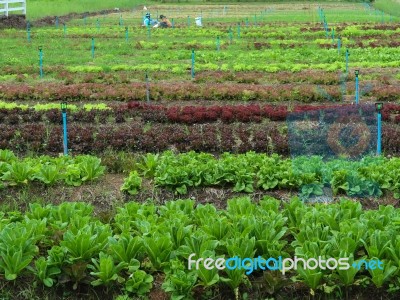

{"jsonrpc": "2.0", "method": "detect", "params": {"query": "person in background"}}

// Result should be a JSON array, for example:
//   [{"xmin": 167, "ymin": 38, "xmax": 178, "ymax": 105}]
[
  {"xmin": 143, "ymin": 13, "xmax": 158, "ymax": 27},
  {"xmin": 159, "ymin": 15, "xmax": 172, "ymax": 28},
  {"xmin": 143, "ymin": 12, "xmax": 151, "ymax": 26}
]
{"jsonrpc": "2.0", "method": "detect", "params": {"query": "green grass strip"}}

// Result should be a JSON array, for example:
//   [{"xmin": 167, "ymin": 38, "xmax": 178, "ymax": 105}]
[{"xmin": 374, "ymin": 0, "xmax": 400, "ymax": 17}]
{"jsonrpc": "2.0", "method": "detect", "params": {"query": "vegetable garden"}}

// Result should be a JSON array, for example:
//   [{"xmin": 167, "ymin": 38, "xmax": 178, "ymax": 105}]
[{"xmin": 1, "ymin": 1, "xmax": 400, "ymax": 299}]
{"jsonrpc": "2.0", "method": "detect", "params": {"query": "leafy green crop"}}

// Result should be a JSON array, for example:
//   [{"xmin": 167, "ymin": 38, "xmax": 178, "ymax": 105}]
[
  {"xmin": 1, "ymin": 197, "xmax": 400, "ymax": 297},
  {"xmin": 61, "ymin": 222, "xmax": 111, "ymax": 262},
  {"xmin": 0, "ymin": 151, "xmax": 105, "ymax": 188},
  {"xmin": 27, "ymin": 256, "xmax": 61, "ymax": 287},
  {"xmin": 120, "ymin": 171, "xmax": 142, "ymax": 195},
  {"xmin": 127, "ymin": 151, "xmax": 400, "ymax": 199},
  {"xmin": 124, "ymin": 270, "xmax": 153, "ymax": 295},
  {"xmin": 89, "ymin": 252, "xmax": 127, "ymax": 286},
  {"xmin": 34, "ymin": 164, "xmax": 64, "ymax": 185},
  {"xmin": 77, "ymin": 156, "xmax": 106, "ymax": 182},
  {"xmin": 0, "ymin": 220, "xmax": 45, "ymax": 280}
]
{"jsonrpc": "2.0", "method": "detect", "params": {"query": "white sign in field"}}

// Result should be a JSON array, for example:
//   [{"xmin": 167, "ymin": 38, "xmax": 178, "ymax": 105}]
[{"xmin": 0, "ymin": 0, "xmax": 26, "ymax": 17}]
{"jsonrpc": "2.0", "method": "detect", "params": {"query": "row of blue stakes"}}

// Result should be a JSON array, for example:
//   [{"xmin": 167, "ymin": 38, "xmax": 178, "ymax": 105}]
[
  {"xmin": 25, "ymin": 7, "xmax": 275, "ymax": 42},
  {"xmin": 33, "ymin": 7, "xmax": 371, "ymax": 88},
  {"xmin": 56, "ymin": 96, "xmax": 384, "ymax": 156},
  {"xmin": 26, "ymin": 4, "xmax": 397, "ymax": 42},
  {"xmin": 318, "ymin": 7, "xmax": 358, "ymax": 104},
  {"xmin": 27, "ymin": 21, "xmax": 251, "ymax": 44},
  {"xmin": 52, "ymin": 6, "xmax": 266, "ymax": 155},
  {"xmin": 48, "ymin": 8, "xmax": 274, "ymax": 29},
  {"xmin": 46, "ymin": 69, "xmax": 382, "ymax": 157},
  {"xmin": 30, "ymin": 9, "xmax": 276, "ymax": 78},
  {"xmin": 318, "ymin": 6, "xmax": 383, "ymax": 155},
  {"xmin": 32, "ymin": 10, "xmax": 351, "ymax": 78},
  {"xmin": 31, "ymin": 8, "xmax": 383, "ymax": 155}
]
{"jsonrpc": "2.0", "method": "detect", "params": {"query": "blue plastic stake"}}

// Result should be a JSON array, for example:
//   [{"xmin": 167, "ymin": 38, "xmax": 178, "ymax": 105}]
[
  {"xmin": 216, "ymin": 36, "xmax": 220, "ymax": 51},
  {"xmin": 337, "ymin": 37, "xmax": 341, "ymax": 54},
  {"xmin": 229, "ymin": 27, "xmax": 233, "ymax": 44},
  {"xmin": 38, "ymin": 47, "xmax": 44, "ymax": 78},
  {"xmin": 355, "ymin": 70, "xmax": 359, "ymax": 105},
  {"xmin": 61, "ymin": 102, "xmax": 68, "ymax": 156},
  {"xmin": 125, "ymin": 27, "xmax": 129, "ymax": 42},
  {"xmin": 63, "ymin": 23, "xmax": 66, "ymax": 37},
  {"xmin": 237, "ymin": 23, "xmax": 241, "ymax": 38},
  {"xmin": 27, "ymin": 21, "xmax": 31, "ymax": 42},
  {"xmin": 345, "ymin": 49, "xmax": 349, "ymax": 74},
  {"xmin": 96, "ymin": 19, "xmax": 100, "ymax": 30},
  {"xmin": 84, "ymin": 15, "xmax": 87, "ymax": 25},
  {"xmin": 55, "ymin": 16, "xmax": 59, "ymax": 28},
  {"xmin": 377, "ymin": 109, "xmax": 382, "ymax": 155},
  {"xmin": 246, "ymin": 18, "xmax": 249, "ymax": 27},
  {"xmin": 91, "ymin": 37, "xmax": 95, "ymax": 59},
  {"xmin": 171, "ymin": 18, "xmax": 174, "ymax": 28},
  {"xmin": 191, "ymin": 49, "xmax": 195, "ymax": 79},
  {"xmin": 119, "ymin": 14, "xmax": 123, "ymax": 26}
]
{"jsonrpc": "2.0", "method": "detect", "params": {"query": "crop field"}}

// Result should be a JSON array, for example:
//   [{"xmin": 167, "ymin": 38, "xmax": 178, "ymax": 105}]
[{"xmin": 1, "ymin": 1, "xmax": 400, "ymax": 299}]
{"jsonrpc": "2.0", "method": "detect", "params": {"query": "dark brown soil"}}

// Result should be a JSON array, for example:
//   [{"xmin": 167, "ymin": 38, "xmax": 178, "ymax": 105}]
[
  {"xmin": 0, "ymin": 6, "xmax": 141, "ymax": 29},
  {"xmin": 32, "ymin": 9, "xmax": 123, "ymax": 27},
  {"xmin": 149, "ymin": 273, "xmax": 169, "ymax": 300},
  {"xmin": 0, "ymin": 14, "xmax": 26, "ymax": 29},
  {"xmin": 0, "ymin": 173, "xmax": 397, "ymax": 215}
]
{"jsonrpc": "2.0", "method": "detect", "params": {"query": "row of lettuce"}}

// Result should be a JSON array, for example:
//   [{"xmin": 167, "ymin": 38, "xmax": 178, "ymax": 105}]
[
  {"xmin": 2, "ymin": 29, "xmax": 400, "ymax": 74},
  {"xmin": 3, "ymin": 59, "xmax": 400, "ymax": 76},
  {"xmin": 4, "ymin": 23, "xmax": 399, "ymax": 39},
  {"xmin": 1, "ymin": 198, "xmax": 400, "ymax": 298},
  {"xmin": 1, "ymin": 101, "xmax": 399, "ymax": 124},
  {"xmin": 2, "ymin": 149, "xmax": 400, "ymax": 200},
  {"xmin": 1, "ymin": 81, "xmax": 399, "ymax": 102},
  {"xmin": 121, "ymin": 151, "xmax": 400, "ymax": 199},
  {"xmin": 2, "ymin": 68, "xmax": 399, "ymax": 85},
  {"xmin": 0, "ymin": 150, "xmax": 104, "ymax": 187},
  {"xmin": 3, "ymin": 25, "xmax": 400, "ymax": 52},
  {"xmin": 2, "ymin": 121, "xmax": 400, "ymax": 156}
]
